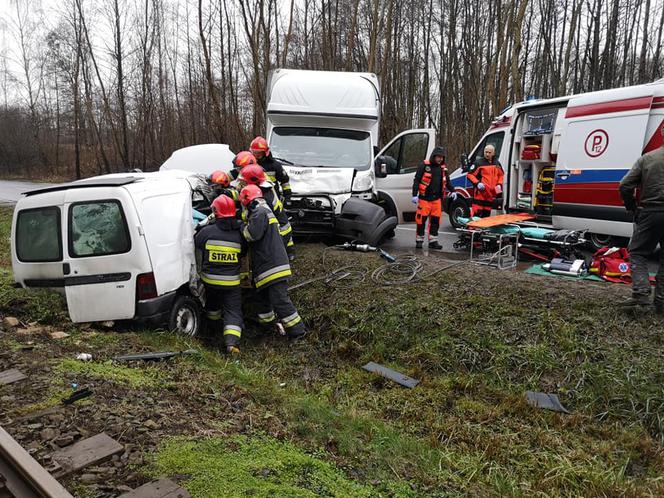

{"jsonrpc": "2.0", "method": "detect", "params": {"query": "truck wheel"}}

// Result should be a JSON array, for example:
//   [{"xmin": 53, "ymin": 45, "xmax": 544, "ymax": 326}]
[
  {"xmin": 169, "ymin": 295, "xmax": 202, "ymax": 336},
  {"xmin": 448, "ymin": 198, "xmax": 470, "ymax": 229},
  {"xmin": 588, "ymin": 233, "xmax": 613, "ymax": 251}
]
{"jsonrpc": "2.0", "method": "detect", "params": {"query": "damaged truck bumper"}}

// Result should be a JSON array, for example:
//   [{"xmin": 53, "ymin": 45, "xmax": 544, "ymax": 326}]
[{"xmin": 287, "ymin": 195, "xmax": 397, "ymax": 246}]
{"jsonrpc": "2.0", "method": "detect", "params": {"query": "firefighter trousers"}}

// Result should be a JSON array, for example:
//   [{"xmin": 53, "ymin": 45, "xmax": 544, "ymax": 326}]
[
  {"xmin": 415, "ymin": 199, "xmax": 441, "ymax": 239},
  {"xmin": 204, "ymin": 285, "xmax": 243, "ymax": 347},
  {"xmin": 628, "ymin": 210, "xmax": 664, "ymax": 304},
  {"xmin": 255, "ymin": 280, "xmax": 306, "ymax": 337}
]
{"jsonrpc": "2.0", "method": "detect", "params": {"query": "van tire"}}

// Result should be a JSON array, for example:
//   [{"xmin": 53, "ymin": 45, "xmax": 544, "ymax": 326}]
[
  {"xmin": 448, "ymin": 197, "xmax": 470, "ymax": 229},
  {"xmin": 169, "ymin": 295, "xmax": 202, "ymax": 337}
]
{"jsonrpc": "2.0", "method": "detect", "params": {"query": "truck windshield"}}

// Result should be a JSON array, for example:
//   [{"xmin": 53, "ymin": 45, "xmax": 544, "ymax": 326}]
[{"xmin": 270, "ymin": 127, "xmax": 372, "ymax": 169}]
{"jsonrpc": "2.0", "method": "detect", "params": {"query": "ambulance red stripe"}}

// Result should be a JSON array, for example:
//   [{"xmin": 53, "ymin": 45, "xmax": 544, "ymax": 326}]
[{"xmin": 565, "ymin": 96, "xmax": 652, "ymax": 118}]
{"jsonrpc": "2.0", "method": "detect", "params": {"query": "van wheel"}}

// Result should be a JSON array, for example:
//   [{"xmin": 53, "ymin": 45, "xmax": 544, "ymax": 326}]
[
  {"xmin": 588, "ymin": 233, "xmax": 613, "ymax": 251},
  {"xmin": 169, "ymin": 295, "xmax": 202, "ymax": 336},
  {"xmin": 449, "ymin": 198, "xmax": 470, "ymax": 229}
]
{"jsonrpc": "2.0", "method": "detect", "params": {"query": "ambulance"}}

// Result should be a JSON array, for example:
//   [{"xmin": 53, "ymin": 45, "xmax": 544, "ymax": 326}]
[{"xmin": 446, "ymin": 79, "xmax": 664, "ymax": 248}]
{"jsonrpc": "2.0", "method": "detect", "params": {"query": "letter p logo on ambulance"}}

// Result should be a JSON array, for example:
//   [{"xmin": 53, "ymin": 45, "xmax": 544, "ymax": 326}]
[{"xmin": 584, "ymin": 129, "xmax": 609, "ymax": 158}]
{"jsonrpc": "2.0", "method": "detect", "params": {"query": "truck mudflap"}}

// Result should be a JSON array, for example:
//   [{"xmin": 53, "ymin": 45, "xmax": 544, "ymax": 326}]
[{"xmin": 335, "ymin": 197, "xmax": 397, "ymax": 246}]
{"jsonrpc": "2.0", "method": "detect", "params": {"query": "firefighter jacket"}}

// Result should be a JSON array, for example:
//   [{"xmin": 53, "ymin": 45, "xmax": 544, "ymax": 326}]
[
  {"xmin": 620, "ymin": 146, "xmax": 664, "ymax": 212},
  {"xmin": 194, "ymin": 218, "xmax": 246, "ymax": 287},
  {"xmin": 412, "ymin": 147, "xmax": 453, "ymax": 201},
  {"xmin": 241, "ymin": 198, "xmax": 292, "ymax": 289},
  {"xmin": 467, "ymin": 158, "xmax": 505, "ymax": 197},
  {"xmin": 261, "ymin": 184, "xmax": 293, "ymax": 242},
  {"xmin": 258, "ymin": 154, "xmax": 291, "ymax": 199}
]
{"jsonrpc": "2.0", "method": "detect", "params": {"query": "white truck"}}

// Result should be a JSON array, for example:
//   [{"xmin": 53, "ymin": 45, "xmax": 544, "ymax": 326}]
[
  {"xmin": 11, "ymin": 171, "xmax": 209, "ymax": 335},
  {"xmin": 265, "ymin": 68, "xmax": 438, "ymax": 242},
  {"xmin": 446, "ymin": 79, "xmax": 664, "ymax": 248}
]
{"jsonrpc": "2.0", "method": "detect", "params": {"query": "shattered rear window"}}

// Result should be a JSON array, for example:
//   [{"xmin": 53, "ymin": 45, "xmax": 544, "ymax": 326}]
[
  {"xmin": 69, "ymin": 200, "xmax": 131, "ymax": 257},
  {"xmin": 16, "ymin": 206, "xmax": 62, "ymax": 262}
]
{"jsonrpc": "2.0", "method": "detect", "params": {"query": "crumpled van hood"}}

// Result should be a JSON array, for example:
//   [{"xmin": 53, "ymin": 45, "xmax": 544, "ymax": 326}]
[{"xmin": 283, "ymin": 166, "xmax": 355, "ymax": 195}]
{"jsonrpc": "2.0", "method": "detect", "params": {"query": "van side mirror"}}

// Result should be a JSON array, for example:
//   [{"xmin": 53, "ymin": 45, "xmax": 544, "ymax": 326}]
[
  {"xmin": 374, "ymin": 158, "xmax": 388, "ymax": 178},
  {"xmin": 460, "ymin": 153, "xmax": 470, "ymax": 173}
]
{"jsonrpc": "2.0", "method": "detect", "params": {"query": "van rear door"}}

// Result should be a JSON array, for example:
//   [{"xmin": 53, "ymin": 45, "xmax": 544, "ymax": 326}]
[
  {"xmin": 12, "ymin": 190, "xmax": 67, "ymax": 288},
  {"xmin": 375, "ymin": 128, "xmax": 436, "ymax": 222},
  {"xmin": 553, "ymin": 89, "xmax": 654, "ymax": 237},
  {"xmin": 62, "ymin": 186, "xmax": 150, "ymax": 323}
]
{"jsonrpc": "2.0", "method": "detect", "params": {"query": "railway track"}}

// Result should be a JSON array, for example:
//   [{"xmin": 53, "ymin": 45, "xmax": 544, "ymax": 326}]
[{"xmin": 0, "ymin": 425, "xmax": 73, "ymax": 498}]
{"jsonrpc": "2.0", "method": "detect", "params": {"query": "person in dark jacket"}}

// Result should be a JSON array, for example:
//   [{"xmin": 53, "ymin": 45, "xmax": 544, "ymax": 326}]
[
  {"xmin": 250, "ymin": 136, "xmax": 291, "ymax": 201},
  {"xmin": 194, "ymin": 195, "xmax": 247, "ymax": 353},
  {"xmin": 239, "ymin": 185, "xmax": 306, "ymax": 338},
  {"xmin": 239, "ymin": 165, "xmax": 295, "ymax": 259},
  {"xmin": 411, "ymin": 146, "xmax": 455, "ymax": 249},
  {"xmin": 618, "ymin": 125, "xmax": 664, "ymax": 313}
]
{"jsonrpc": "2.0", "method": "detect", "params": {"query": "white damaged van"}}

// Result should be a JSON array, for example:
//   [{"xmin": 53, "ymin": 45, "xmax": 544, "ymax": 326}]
[{"xmin": 11, "ymin": 172, "xmax": 207, "ymax": 335}]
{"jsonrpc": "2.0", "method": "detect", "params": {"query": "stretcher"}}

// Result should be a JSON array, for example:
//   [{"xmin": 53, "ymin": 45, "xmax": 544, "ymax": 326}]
[{"xmin": 453, "ymin": 214, "xmax": 588, "ymax": 269}]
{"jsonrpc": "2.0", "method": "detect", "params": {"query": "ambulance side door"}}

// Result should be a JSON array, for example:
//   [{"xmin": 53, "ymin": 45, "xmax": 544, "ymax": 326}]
[{"xmin": 374, "ymin": 128, "xmax": 436, "ymax": 223}]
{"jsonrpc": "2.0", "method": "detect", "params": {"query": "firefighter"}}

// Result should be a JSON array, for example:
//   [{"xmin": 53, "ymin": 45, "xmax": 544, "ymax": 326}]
[
  {"xmin": 239, "ymin": 165, "xmax": 295, "ymax": 258},
  {"xmin": 249, "ymin": 136, "xmax": 292, "ymax": 202},
  {"xmin": 230, "ymin": 150, "xmax": 258, "ymax": 181},
  {"xmin": 194, "ymin": 195, "xmax": 247, "ymax": 353},
  {"xmin": 618, "ymin": 125, "xmax": 664, "ymax": 313},
  {"xmin": 239, "ymin": 184, "xmax": 306, "ymax": 339},
  {"xmin": 411, "ymin": 146, "xmax": 455, "ymax": 249},
  {"xmin": 466, "ymin": 144, "xmax": 505, "ymax": 217},
  {"xmin": 208, "ymin": 170, "xmax": 239, "ymax": 204}
]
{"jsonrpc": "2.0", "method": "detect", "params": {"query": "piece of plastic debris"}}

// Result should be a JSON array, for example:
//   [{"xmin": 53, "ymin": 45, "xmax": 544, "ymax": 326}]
[
  {"xmin": 76, "ymin": 353, "xmax": 93, "ymax": 361},
  {"xmin": 113, "ymin": 349, "xmax": 199, "ymax": 362},
  {"xmin": 362, "ymin": 362, "xmax": 420, "ymax": 388},
  {"xmin": 62, "ymin": 388, "xmax": 93, "ymax": 405},
  {"xmin": 71, "ymin": 383, "xmax": 78, "ymax": 391},
  {"xmin": 50, "ymin": 331, "xmax": 70, "ymax": 340},
  {"xmin": 279, "ymin": 382, "xmax": 287, "ymax": 388},
  {"xmin": 525, "ymin": 391, "xmax": 570, "ymax": 414}
]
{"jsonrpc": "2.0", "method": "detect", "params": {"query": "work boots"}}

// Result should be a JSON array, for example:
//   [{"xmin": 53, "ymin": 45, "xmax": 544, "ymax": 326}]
[
  {"xmin": 429, "ymin": 240, "xmax": 442, "ymax": 250},
  {"xmin": 415, "ymin": 236, "xmax": 424, "ymax": 249},
  {"xmin": 618, "ymin": 294, "xmax": 651, "ymax": 308}
]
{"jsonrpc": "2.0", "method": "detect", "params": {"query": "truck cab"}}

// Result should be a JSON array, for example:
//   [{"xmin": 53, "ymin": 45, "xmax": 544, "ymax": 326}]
[{"xmin": 266, "ymin": 69, "xmax": 435, "ymax": 244}]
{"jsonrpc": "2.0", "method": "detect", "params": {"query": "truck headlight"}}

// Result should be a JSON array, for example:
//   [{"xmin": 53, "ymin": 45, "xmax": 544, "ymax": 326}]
[{"xmin": 352, "ymin": 171, "xmax": 374, "ymax": 192}]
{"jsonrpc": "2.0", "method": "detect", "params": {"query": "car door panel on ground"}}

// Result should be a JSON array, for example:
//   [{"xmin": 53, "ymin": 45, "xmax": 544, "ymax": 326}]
[
  {"xmin": 375, "ymin": 128, "xmax": 435, "ymax": 222},
  {"xmin": 62, "ymin": 187, "xmax": 150, "ymax": 323}
]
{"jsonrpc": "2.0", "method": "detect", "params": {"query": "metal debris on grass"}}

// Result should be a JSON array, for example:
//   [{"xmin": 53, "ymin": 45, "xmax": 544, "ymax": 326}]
[
  {"xmin": 362, "ymin": 362, "xmax": 420, "ymax": 388},
  {"xmin": 525, "ymin": 391, "xmax": 570, "ymax": 414}
]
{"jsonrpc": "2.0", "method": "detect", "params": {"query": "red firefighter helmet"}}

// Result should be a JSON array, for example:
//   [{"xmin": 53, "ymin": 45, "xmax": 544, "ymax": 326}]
[
  {"xmin": 209, "ymin": 170, "xmax": 231, "ymax": 187},
  {"xmin": 249, "ymin": 136, "xmax": 269, "ymax": 155},
  {"xmin": 234, "ymin": 151, "xmax": 257, "ymax": 168},
  {"xmin": 211, "ymin": 194, "xmax": 236, "ymax": 218},
  {"xmin": 239, "ymin": 165, "xmax": 267, "ymax": 186},
  {"xmin": 239, "ymin": 185, "xmax": 263, "ymax": 207}
]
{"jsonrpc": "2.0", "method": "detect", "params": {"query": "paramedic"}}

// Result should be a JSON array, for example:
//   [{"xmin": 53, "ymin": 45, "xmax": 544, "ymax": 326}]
[
  {"xmin": 467, "ymin": 144, "xmax": 505, "ymax": 217},
  {"xmin": 250, "ymin": 136, "xmax": 292, "ymax": 202},
  {"xmin": 239, "ymin": 184, "xmax": 307, "ymax": 338},
  {"xmin": 239, "ymin": 165, "xmax": 295, "ymax": 258},
  {"xmin": 194, "ymin": 195, "xmax": 247, "ymax": 354},
  {"xmin": 411, "ymin": 146, "xmax": 455, "ymax": 249},
  {"xmin": 619, "ymin": 126, "xmax": 664, "ymax": 313}
]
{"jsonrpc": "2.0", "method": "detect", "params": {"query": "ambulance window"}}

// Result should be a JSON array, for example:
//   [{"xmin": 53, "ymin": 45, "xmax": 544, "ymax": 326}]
[
  {"xmin": 474, "ymin": 132, "xmax": 505, "ymax": 165},
  {"xmin": 400, "ymin": 133, "xmax": 430, "ymax": 174},
  {"xmin": 16, "ymin": 207, "xmax": 62, "ymax": 262},
  {"xmin": 69, "ymin": 200, "xmax": 131, "ymax": 257}
]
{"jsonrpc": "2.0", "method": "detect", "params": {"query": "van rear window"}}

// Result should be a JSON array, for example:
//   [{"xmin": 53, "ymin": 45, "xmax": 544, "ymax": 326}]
[
  {"xmin": 16, "ymin": 207, "xmax": 63, "ymax": 262},
  {"xmin": 69, "ymin": 200, "xmax": 131, "ymax": 257}
]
